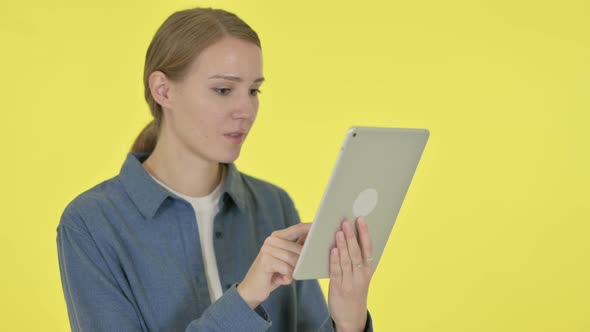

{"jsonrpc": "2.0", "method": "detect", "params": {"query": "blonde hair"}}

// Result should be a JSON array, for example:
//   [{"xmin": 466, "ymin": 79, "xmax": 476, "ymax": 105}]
[{"xmin": 130, "ymin": 7, "xmax": 261, "ymax": 153}]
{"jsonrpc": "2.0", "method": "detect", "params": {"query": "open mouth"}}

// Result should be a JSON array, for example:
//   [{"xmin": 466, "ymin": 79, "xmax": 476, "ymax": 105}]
[{"xmin": 224, "ymin": 132, "xmax": 244, "ymax": 144}]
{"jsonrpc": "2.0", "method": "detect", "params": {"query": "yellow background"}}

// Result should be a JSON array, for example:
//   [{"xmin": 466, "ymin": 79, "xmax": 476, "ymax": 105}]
[{"xmin": 1, "ymin": 0, "xmax": 588, "ymax": 330}]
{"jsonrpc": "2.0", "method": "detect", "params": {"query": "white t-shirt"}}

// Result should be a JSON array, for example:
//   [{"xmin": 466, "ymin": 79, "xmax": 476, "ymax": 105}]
[{"xmin": 148, "ymin": 169, "xmax": 225, "ymax": 304}]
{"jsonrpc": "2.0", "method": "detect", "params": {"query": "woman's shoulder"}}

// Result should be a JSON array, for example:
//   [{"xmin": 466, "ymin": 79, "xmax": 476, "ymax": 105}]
[
  {"xmin": 236, "ymin": 169, "xmax": 300, "ymax": 223},
  {"xmin": 57, "ymin": 175, "xmax": 125, "ymax": 233},
  {"xmin": 237, "ymin": 169, "xmax": 293, "ymax": 203}
]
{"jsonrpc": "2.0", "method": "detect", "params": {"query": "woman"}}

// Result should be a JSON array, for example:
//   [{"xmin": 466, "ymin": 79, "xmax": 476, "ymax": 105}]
[{"xmin": 57, "ymin": 7, "xmax": 375, "ymax": 332}]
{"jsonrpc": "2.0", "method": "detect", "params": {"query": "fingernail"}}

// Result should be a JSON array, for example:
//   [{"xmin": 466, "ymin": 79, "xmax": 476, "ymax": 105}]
[
  {"xmin": 342, "ymin": 220, "xmax": 349, "ymax": 230},
  {"xmin": 358, "ymin": 217, "xmax": 366, "ymax": 225}
]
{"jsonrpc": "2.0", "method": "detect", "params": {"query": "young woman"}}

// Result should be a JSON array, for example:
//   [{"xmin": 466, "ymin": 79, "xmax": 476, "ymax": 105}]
[{"xmin": 57, "ymin": 7, "xmax": 375, "ymax": 332}]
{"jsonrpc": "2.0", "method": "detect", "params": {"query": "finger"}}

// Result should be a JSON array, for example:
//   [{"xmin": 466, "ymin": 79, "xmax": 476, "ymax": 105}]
[
  {"xmin": 357, "ymin": 217, "xmax": 374, "ymax": 266},
  {"xmin": 296, "ymin": 233, "xmax": 307, "ymax": 246},
  {"xmin": 272, "ymin": 273, "xmax": 292, "ymax": 286},
  {"xmin": 271, "ymin": 222, "xmax": 312, "ymax": 242},
  {"xmin": 329, "ymin": 247, "xmax": 342, "ymax": 284},
  {"xmin": 343, "ymin": 218, "xmax": 364, "ymax": 271},
  {"xmin": 264, "ymin": 244, "xmax": 300, "ymax": 267},
  {"xmin": 336, "ymin": 230, "xmax": 352, "ymax": 280},
  {"xmin": 262, "ymin": 254, "xmax": 294, "ymax": 277},
  {"xmin": 265, "ymin": 236, "xmax": 303, "ymax": 255},
  {"xmin": 282, "ymin": 274, "xmax": 292, "ymax": 283},
  {"xmin": 271, "ymin": 273, "xmax": 292, "ymax": 286}
]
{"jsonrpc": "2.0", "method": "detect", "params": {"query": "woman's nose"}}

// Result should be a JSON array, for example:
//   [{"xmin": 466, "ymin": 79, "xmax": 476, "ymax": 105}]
[{"xmin": 232, "ymin": 93, "xmax": 258, "ymax": 119}]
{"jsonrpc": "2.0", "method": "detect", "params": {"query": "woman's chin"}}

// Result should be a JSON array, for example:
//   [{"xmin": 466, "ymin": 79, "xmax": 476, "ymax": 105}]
[{"xmin": 218, "ymin": 150, "xmax": 241, "ymax": 164}]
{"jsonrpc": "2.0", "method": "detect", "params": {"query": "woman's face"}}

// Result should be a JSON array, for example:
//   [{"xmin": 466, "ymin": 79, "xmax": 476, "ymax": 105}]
[{"xmin": 165, "ymin": 37, "xmax": 263, "ymax": 164}]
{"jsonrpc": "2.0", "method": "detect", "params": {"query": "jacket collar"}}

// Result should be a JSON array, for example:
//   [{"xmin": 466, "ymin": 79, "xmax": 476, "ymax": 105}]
[{"xmin": 119, "ymin": 151, "xmax": 246, "ymax": 219}]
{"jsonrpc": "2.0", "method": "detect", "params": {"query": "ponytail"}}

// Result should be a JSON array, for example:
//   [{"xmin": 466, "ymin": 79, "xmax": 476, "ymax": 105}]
[{"xmin": 130, "ymin": 119, "xmax": 160, "ymax": 154}]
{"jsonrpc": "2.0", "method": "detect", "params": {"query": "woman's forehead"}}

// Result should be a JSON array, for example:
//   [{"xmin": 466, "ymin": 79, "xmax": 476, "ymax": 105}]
[{"xmin": 189, "ymin": 38, "xmax": 263, "ymax": 80}]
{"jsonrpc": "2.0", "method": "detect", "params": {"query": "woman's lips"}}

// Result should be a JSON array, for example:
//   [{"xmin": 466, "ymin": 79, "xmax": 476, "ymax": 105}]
[{"xmin": 224, "ymin": 133, "xmax": 244, "ymax": 144}]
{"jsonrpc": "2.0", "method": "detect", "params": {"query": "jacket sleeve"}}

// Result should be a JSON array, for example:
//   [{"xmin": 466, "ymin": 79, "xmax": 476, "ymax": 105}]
[
  {"xmin": 279, "ymin": 189, "xmax": 374, "ymax": 332},
  {"xmin": 57, "ymin": 206, "xmax": 271, "ymax": 332}
]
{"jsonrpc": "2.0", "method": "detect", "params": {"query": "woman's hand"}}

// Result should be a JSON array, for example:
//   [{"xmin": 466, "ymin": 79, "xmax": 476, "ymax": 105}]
[
  {"xmin": 237, "ymin": 222, "xmax": 310, "ymax": 309},
  {"xmin": 328, "ymin": 216, "xmax": 374, "ymax": 332}
]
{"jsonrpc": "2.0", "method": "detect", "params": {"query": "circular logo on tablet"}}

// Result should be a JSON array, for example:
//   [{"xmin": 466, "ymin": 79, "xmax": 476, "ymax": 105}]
[{"xmin": 353, "ymin": 188, "xmax": 379, "ymax": 218}]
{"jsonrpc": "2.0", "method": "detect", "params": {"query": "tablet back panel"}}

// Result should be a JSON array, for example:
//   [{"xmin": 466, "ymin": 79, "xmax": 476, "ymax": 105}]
[{"xmin": 293, "ymin": 127, "xmax": 429, "ymax": 280}]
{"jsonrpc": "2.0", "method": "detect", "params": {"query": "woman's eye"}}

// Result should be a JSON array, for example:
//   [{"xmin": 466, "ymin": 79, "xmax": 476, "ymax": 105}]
[
  {"xmin": 250, "ymin": 88, "xmax": 262, "ymax": 96},
  {"xmin": 214, "ymin": 88, "xmax": 231, "ymax": 95}
]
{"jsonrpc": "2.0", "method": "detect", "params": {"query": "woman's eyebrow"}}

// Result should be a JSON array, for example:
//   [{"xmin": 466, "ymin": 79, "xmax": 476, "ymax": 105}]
[{"xmin": 208, "ymin": 75, "xmax": 265, "ymax": 83}]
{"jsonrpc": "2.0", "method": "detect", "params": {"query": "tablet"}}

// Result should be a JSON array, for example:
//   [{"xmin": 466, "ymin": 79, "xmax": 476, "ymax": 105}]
[{"xmin": 292, "ymin": 127, "xmax": 430, "ymax": 280}]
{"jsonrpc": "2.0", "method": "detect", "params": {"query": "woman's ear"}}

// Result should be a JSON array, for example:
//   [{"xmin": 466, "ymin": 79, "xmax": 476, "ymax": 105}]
[{"xmin": 149, "ymin": 71, "xmax": 172, "ymax": 108}]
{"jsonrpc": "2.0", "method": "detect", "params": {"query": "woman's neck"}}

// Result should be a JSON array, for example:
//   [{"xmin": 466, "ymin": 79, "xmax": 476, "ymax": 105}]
[{"xmin": 142, "ymin": 139, "xmax": 224, "ymax": 198}]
